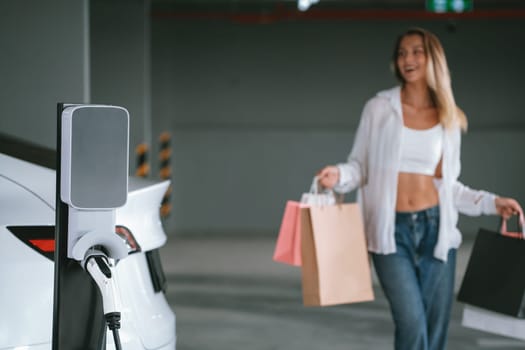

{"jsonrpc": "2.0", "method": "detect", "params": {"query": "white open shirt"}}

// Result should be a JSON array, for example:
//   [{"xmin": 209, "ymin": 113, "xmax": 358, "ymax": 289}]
[{"xmin": 335, "ymin": 86, "xmax": 497, "ymax": 262}]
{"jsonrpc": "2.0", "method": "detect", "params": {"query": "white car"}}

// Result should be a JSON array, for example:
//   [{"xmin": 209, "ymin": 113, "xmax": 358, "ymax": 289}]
[{"xmin": 0, "ymin": 147, "xmax": 176, "ymax": 350}]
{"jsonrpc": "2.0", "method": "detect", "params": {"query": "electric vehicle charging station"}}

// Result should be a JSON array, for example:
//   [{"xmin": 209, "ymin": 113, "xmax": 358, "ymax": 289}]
[{"xmin": 53, "ymin": 104, "xmax": 130, "ymax": 350}]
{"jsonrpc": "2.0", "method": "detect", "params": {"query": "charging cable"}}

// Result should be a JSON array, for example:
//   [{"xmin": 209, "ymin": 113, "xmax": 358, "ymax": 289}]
[{"xmin": 83, "ymin": 249, "xmax": 123, "ymax": 350}]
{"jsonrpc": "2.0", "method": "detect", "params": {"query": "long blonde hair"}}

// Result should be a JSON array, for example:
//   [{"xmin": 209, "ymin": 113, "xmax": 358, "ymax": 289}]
[{"xmin": 392, "ymin": 28, "xmax": 468, "ymax": 131}]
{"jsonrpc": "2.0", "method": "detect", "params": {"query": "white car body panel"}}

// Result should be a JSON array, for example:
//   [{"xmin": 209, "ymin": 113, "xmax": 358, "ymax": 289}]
[
  {"xmin": 0, "ymin": 153, "xmax": 176, "ymax": 350},
  {"xmin": 118, "ymin": 179, "xmax": 169, "ymax": 252},
  {"xmin": 0, "ymin": 154, "xmax": 56, "ymax": 209},
  {"xmin": 0, "ymin": 227, "xmax": 54, "ymax": 348},
  {"xmin": 112, "ymin": 253, "xmax": 176, "ymax": 349}
]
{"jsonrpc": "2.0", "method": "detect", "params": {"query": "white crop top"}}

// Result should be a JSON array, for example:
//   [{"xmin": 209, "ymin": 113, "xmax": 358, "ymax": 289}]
[{"xmin": 399, "ymin": 123, "xmax": 443, "ymax": 176}]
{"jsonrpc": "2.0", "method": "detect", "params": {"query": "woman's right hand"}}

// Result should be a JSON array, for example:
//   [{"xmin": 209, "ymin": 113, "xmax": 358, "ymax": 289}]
[{"xmin": 317, "ymin": 166, "xmax": 340, "ymax": 189}]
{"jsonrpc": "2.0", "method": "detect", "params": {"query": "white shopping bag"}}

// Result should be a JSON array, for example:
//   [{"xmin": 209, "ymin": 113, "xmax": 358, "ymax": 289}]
[{"xmin": 462, "ymin": 304, "xmax": 525, "ymax": 341}]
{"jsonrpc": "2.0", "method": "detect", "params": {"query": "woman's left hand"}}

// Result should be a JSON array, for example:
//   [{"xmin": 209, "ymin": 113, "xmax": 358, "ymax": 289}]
[{"xmin": 495, "ymin": 197, "xmax": 523, "ymax": 219}]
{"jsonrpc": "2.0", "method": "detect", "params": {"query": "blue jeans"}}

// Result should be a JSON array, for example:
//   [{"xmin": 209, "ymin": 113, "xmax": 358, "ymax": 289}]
[{"xmin": 372, "ymin": 206, "xmax": 456, "ymax": 350}]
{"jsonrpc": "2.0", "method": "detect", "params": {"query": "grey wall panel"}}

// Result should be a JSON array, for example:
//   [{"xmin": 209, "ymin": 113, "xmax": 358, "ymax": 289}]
[
  {"xmin": 90, "ymin": 0, "xmax": 152, "ymax": 168},
  {"xmin": 458, "ymin": 130, "xmax": 525, "ymax": 234},
  {"xmin": 152, "ymin": 17, "xmax": 525, "ymax": 236},
  {"xmin": 0, "ymin": 0, "xmax": 89, "ymax": 149},
  {"xmin": 166, "ymin": 128, "xmax": 353, "ymax": 235},
  {"xmin": 165, "ymin": 128, "xmax": 525, "ymax": 236},
  {"xmin": 153, "ymin": 19, "xmax": 525, "ymax": 130}
]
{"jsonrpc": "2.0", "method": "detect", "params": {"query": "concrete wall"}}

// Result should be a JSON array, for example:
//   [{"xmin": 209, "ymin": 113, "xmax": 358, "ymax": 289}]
[
  {"xmin": 0, "ymin": 0, "xmax": 152, "ymax": 174},
  {"xmin": 90, "ymin": 0, "xmax": 152, "ymax": 162},
  {"xmin": 151, "ymin": 17, "xmax": 525, "ymax": 236},
  {"xmin": 0, "ymin": 0, "xmax": 89, "ymax": 149},
  {"xmin": 1, "ymin": 4, "xmax": 523, "ymax": 237}
]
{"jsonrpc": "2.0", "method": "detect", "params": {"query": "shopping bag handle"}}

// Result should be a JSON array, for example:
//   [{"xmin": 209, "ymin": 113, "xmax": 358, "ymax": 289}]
[
  {"xmin": 309, "ymin": 176, "xmax": 343, "ymax": 204},
  {"xmin": 499, "ymin": 212, "xmax": 525, "ymax": 239},
  {"xmin": 309, "ymin": 176, "xmax": 322, "ymax": 194}
]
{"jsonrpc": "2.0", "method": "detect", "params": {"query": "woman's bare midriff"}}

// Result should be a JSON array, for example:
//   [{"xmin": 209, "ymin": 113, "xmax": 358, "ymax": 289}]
[{"xmin": 396, "ymin": 172, "xmax": 439, "ymax": 212}]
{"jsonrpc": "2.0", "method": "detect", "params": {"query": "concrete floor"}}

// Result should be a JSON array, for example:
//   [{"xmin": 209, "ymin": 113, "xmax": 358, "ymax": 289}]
[{"xmin": 159, "ymin": 235, "xmax": 525, "ymax": 350}]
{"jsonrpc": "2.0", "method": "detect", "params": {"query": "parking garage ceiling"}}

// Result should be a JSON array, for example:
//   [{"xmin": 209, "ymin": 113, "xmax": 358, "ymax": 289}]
[
  {"xmin": 151, "ymin": 0, "xmax": 525, "ymax": 22},
  {"xmin": 151, "ymin": 0, "xmax": 525, "ymax": 10}
]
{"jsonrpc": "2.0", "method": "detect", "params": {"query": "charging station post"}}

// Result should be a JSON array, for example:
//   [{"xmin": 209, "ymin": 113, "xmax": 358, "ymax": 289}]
[{"xmin": 52, "ymin": 103, "xmax": 130, "ymax": 350}]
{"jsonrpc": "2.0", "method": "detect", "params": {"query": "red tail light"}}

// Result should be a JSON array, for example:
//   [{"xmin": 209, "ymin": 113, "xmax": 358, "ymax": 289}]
[
  {"xmin": 7, "ymin": 226, "xmax": 55, "ymax": 260},
  {"xmin": 29, "ymin": 238, "xmax": 55, "ymax": 252},
  {"xmin": 115, "ymin": 225, "xmax": 141, "ymax": 254},
  {"xmin": 7, "ymin": 225, "xmax": 141, "ymax": 260}
]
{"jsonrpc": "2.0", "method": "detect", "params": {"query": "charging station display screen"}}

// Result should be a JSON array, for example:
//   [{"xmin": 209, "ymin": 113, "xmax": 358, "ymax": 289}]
[{"xmin": 65, "ymin": 106, "xmax": 129, "ymax": 209}]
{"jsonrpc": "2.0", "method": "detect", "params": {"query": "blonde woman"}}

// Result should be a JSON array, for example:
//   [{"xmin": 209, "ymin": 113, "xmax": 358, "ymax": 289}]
[{"xmin": 318, "ymin": 28, "xmax": 522, "ymax": 350}]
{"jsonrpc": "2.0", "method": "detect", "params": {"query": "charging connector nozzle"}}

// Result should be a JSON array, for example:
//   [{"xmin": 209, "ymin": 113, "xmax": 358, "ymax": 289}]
[{"xmin": 82, "ymin": 248, "xmax": 123, "ymax": 350}]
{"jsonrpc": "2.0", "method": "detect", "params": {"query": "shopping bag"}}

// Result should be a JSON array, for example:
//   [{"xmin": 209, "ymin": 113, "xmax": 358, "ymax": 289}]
[
  {"xmin": 462, "ymin": 304, "xmax": 525, "ymax": 341},
  {"xmin": 300, "ymin": 203, "xmax": 374, "ymax": 306},
  {"xmin": 457, "ymin": 214, "xmax": 525, "ymax": 318},
  {"xmin": 272, "ymin": 177, "xmax": 335, "ymax": 267},
  {"xmin": 272, "ymin": 201, "xmax": 303, "ymax": 266}
]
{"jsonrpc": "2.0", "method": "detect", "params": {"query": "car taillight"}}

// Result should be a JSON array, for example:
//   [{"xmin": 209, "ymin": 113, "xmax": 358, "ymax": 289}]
[
  {"xmin": 115, "ymin": 225, "xmax": 141, "ymax": 254},
  {"xmin": 7, "ymin": 225, "xmax": 55, "ymax": 260},
  {"xmin": 7, "ymin": 225, "xmax": 141, "ymax": 260},
  {"xmin": 29, "ymin": 238, "xmax": 55, "ymax": 252}
]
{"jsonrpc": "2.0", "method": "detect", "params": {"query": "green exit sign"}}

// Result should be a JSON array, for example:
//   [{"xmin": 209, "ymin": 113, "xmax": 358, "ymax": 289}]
[{"xmin": 426, "ymin": 0, "xmax": 473, "ymax": 13}]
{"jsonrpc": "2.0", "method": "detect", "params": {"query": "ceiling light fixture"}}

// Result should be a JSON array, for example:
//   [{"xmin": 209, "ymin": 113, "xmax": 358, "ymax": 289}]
[{"xmin": 298, "ymin": 0, "xmax": 320, "ymax": 12}]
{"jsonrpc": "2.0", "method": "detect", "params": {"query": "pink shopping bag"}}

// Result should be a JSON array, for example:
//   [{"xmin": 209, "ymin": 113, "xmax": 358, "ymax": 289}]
[{"xmin": 272, "ymin": 201, "xmax": 303, "ymax": 266}]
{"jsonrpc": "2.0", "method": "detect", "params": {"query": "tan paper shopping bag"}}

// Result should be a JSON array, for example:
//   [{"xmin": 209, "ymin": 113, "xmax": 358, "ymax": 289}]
[{"xmin": 300, "ymin": 203, "xmax": 374, "ymax": 306}]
